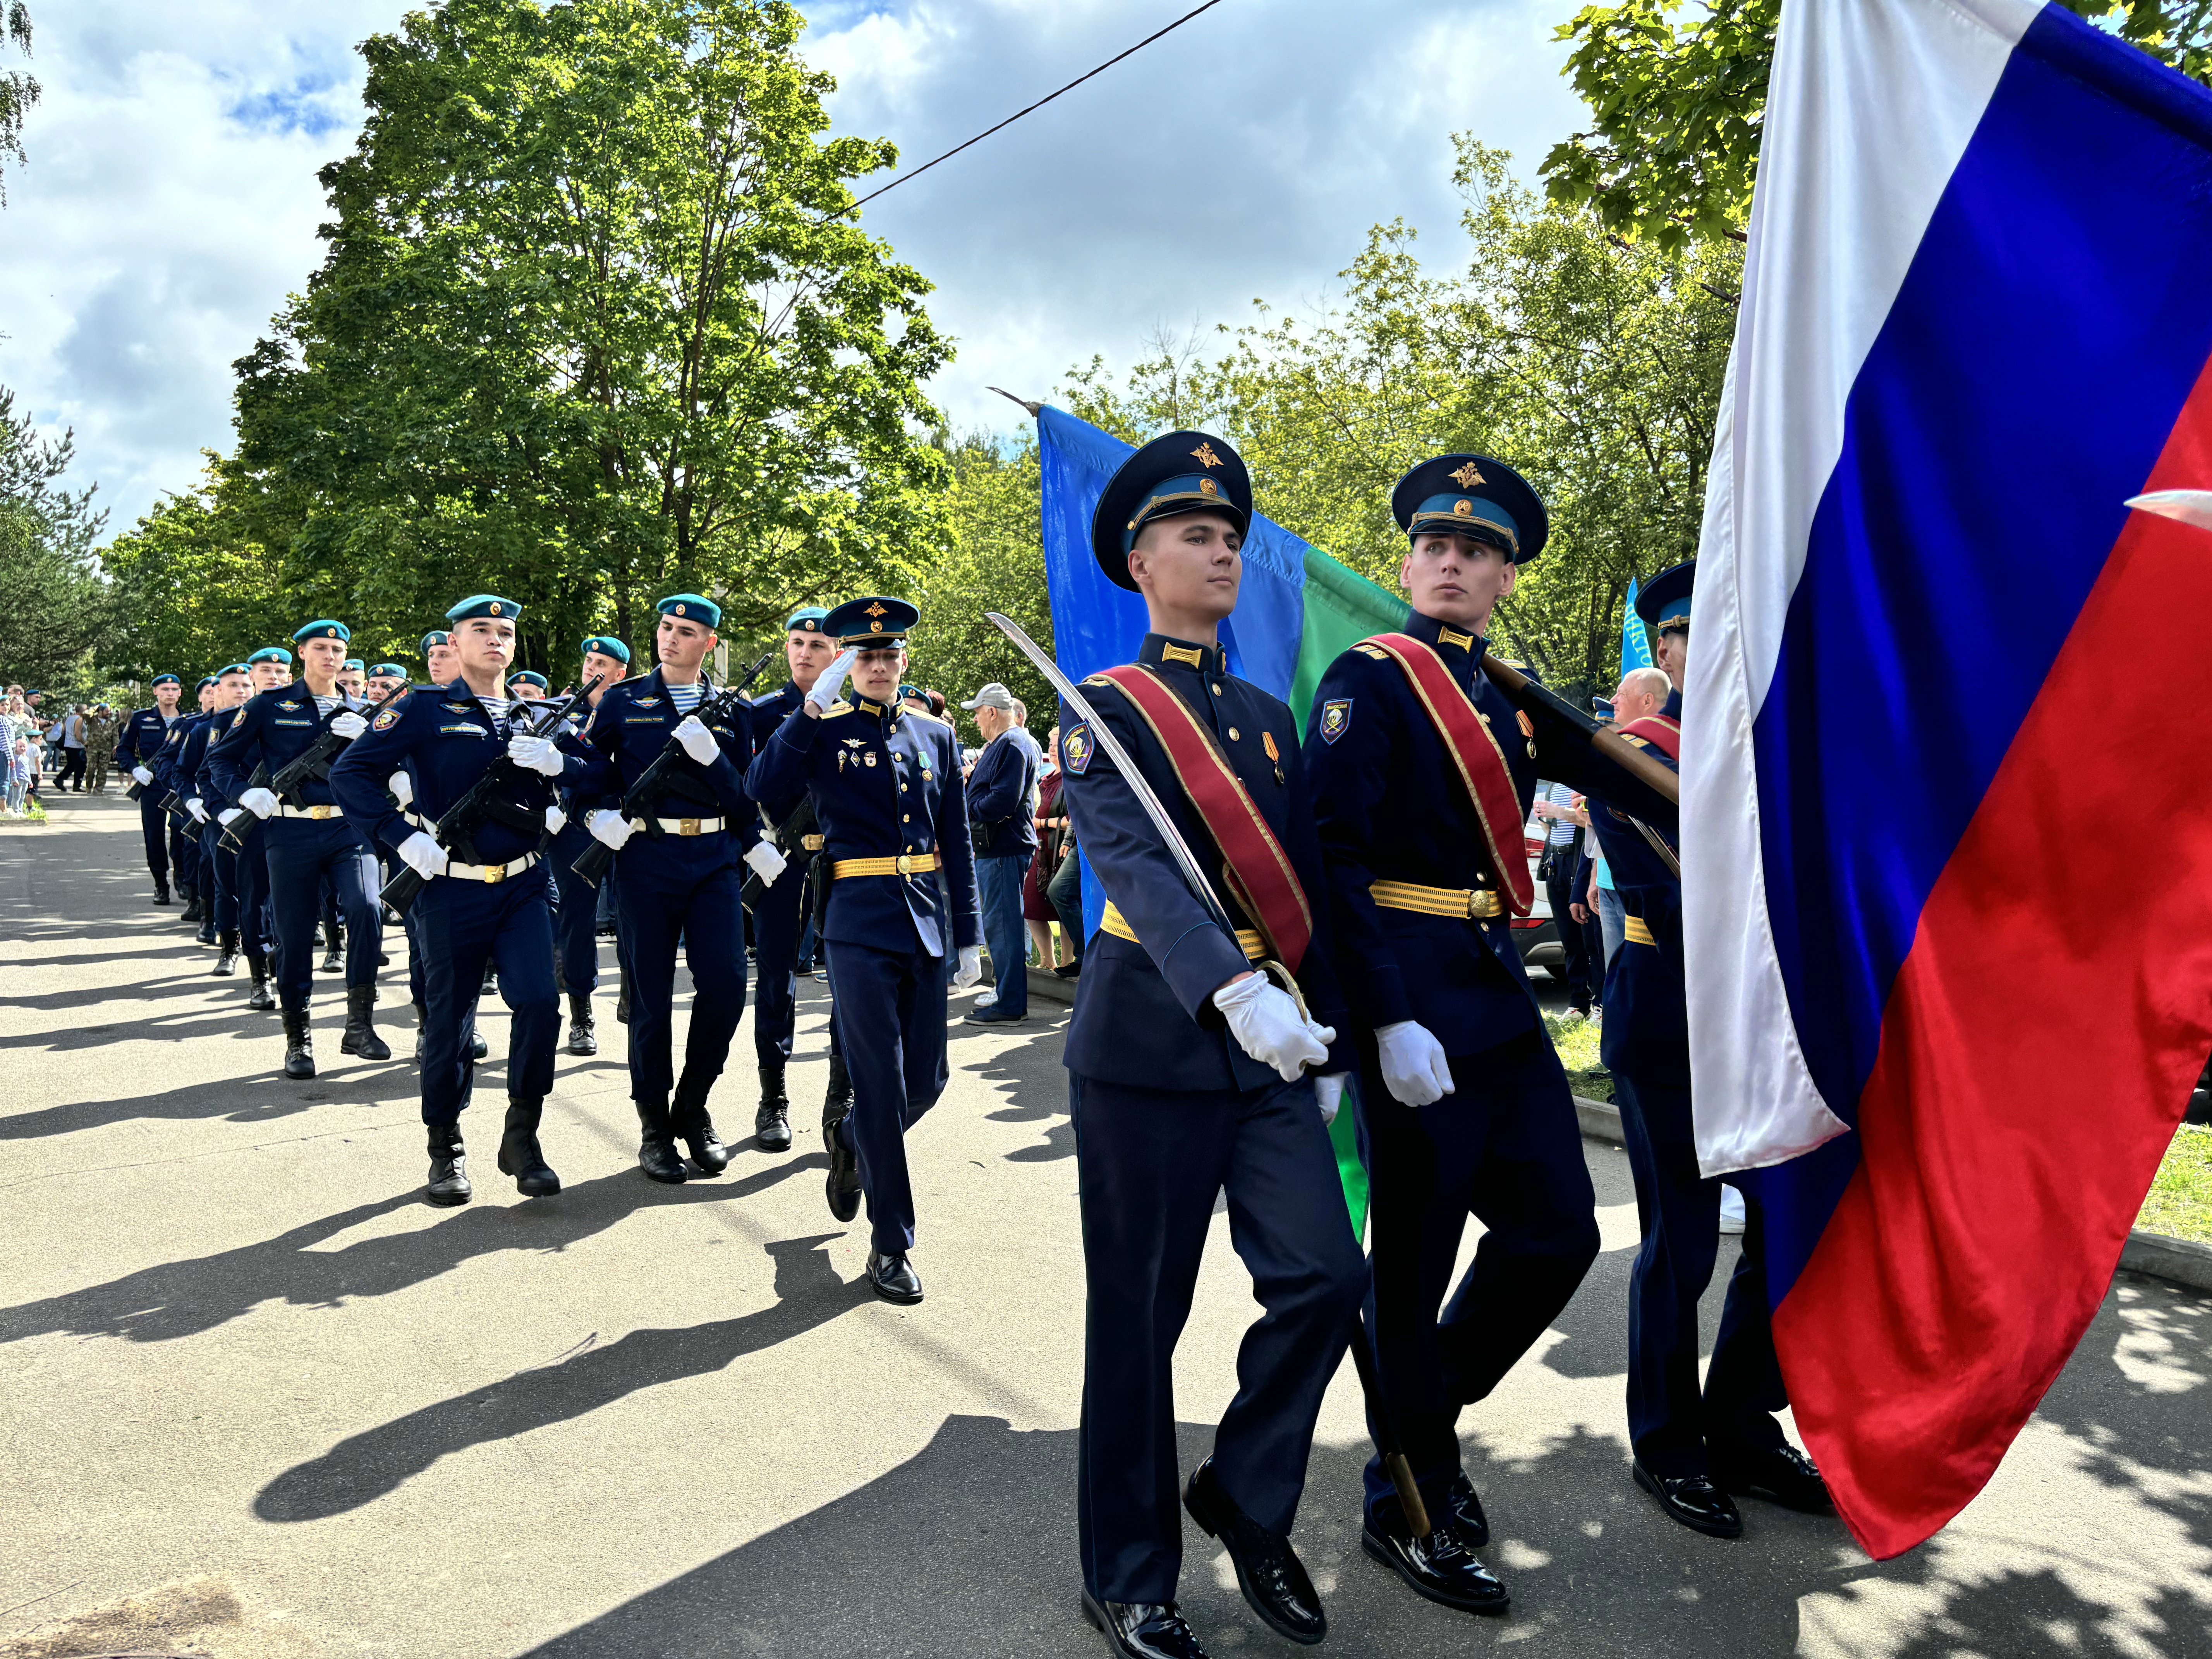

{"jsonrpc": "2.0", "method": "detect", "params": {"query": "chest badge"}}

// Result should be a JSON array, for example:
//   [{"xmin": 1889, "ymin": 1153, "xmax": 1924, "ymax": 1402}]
[
  {"xmin": 1319, "ymin": 700, "xmax": 1352, "ymax": 745},
  {"xmin": 863, "ymin": 750, "xmax": 878, "ymax": 767},
  {"xmin": 1261, "ymin": 729, "xmax": 1284, "ymax": 785}
]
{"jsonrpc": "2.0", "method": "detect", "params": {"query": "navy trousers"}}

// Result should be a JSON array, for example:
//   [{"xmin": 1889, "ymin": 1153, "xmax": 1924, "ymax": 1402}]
[
  {"xmin": 414, "ymin": 866, "xmax": 559, "ymax": 1126},
  {"xmin": 615, "ymin": 846, "xmax": 747, "ymax": 1104},
  {"xmin": 213, "ymin": 821, "xmax": 274, "ymax": 953},
  {"xmin": 750, "ymin": 850, "xmax": 814, "ymax": 1068},
  {"xmin": 204, "ymin": 821, "xmax": 235, "ymax": 928},
  {"xmin": 137, "ymin": 795, "xmax": 171, "ymax": 881},
  {"xmin": 264, "ymin": 819, "xmax": 381, "ymax": 1013},
  {"xmin": 1357, "ymin": 1032, "xmax": 1600, "ymax": 1527},
  {"xmin": 549, "ymin": 820, "xmax": 601, "ymax": 996},
  {"xmin": 1611, "ymin": 1072, "xmax": 1788, "ymax": 1477},
  {"xmin": 170, "ymin": 811, "xmax": 200, "ymax": 896},
  {"xmin": 1071, "ymin": 1072, "xmax": 1366, "ymax": 1605},
  {"xmin": 825, "ymin": 935, "xmax": 948, "ymax": 1253}
]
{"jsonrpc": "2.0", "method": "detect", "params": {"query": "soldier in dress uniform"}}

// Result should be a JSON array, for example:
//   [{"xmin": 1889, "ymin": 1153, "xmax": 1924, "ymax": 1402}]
[
  {"xmin": 202, "ymin": 648, "xmax": 290, "ymax": 1010},
  {"xmin": 209, "ymin": 620, "xmax": 387, "ymax": 1078},
  {"xmin": 745, "ymin": 596, "xmax": 981, "ymax": 1305},
  {"xmin": 744, "ymin": 605, "xmax": 841, "ymax": 1151},
  {"xmin": 395, "ymin": 633, "xmax": 485, "ymax": 1066},
  {"xmin": 576, "ymin": 595, "xmax": 779, "ymax": 1183},
  {"xmin": 510, "ymin": 670, "xmax": 549, "ymax": 702},
  {"xmin": 152, "ymin": 676, "xmax": 219, "ymax": 929},
  {"xmin": 1582, "ymin": 561, "xmax": 1830, "ymax": 1536},
  {"xmin": 547, "ymin": 635, "xmax": 630, "ymax": 1057},
  {"xmin": 118, "ymin": 673, "xmax": 187, "ymax": 905},
  {"xmin": 337, "ymin": 659, "xmax": 368, "ymax": 701},
  {"xmin": 330, "ymin": 595, "xmax": 577, "ymax": 1205},
  {"xmin": 1055, "ymin": 432, "xmax": 1365, "ymax": 1659},
  {"xmin": 176, "ymin": 668, "xmax": 247, "ymax": 951},
  {"xmin": 1305, "ymin": 455, "xmax": 1675, "ymax": 1615}
]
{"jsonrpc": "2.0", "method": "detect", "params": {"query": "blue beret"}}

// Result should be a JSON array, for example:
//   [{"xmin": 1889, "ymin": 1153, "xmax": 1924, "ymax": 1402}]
[
  {"xmin": 580, "ymin": 635, "xmax": 631, "ymax": 665},
  {"xmin": 826, "ymin": 596, "xmax": 917, "ymax": 646},
  {"xmin": 1090, "ymin": 431, "xmax": 1252, "ymax": 590},
  {"xmin": 445, "ymin": 595, "xmax": 521, "ymax": 624},
  {"xmin": 247, "ymin": 647, "xmax": 292, "ymax": 665},
  {"xmin": 369, "ymin": 663, "xmax": 408, "ymax": 679},
  {"xmin": 342, "ymin": 658, "xmax": 364, "ymax": 672},
  {"xmin": 786, "ymin": 606, "xmax": 830, "ymax": 634},
  {"xmin": 1635, "ymin": 560, "xmax": 1696, "ymax": 634},
  {"xmin": 220, "ymin": 663, "xmax": 250, "ymax": 677},
  {"xmin": 150, "ymin": 673, "xmax": 181, "ymax": 687},
  {"xmin": 509, "ymin": 670, "xmax": 548, "ymax": 691},
  {"xmin": 420, "ymin": 631, "xmax": 450, "ymax": 654},
  {"xmin": 1391, "ymin": 454, "xmax": 1549, "ymax": 564},
  {"xmin": 658, "ymin": 593, "xmax": 720, "ymax": 629},
  {"xmin": 292, "ymin": 619, "xmax": 350, "ymax": 644},
  {"xmin": 195, "ymin": 676, "xmax": 219, "ymax": 691}
]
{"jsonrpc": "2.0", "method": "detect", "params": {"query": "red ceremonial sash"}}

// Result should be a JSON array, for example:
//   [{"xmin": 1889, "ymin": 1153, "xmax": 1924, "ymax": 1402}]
[
  {"xmin": 1361, "ymin": 633, "xmax": 1536, "ymax": 917},
  {"xmin": 1620, "ymin": 714, "xmax": 1682, "ymax": 761},
  {"xmin": 1090, "ymin": 664, "xmax": 1314, "ymax": 974}
]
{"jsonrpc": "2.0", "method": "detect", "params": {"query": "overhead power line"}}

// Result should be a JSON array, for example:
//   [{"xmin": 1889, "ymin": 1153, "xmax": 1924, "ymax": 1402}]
[{"xmin": 836, "ymin": 0, "xmax": 1230, "ymax": 219}]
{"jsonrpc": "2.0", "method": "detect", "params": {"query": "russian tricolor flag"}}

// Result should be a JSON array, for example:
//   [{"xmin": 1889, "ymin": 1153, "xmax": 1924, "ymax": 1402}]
[{"xmin": 1685, "ymin": 0, "xmax": 2212, "ymax": 1559}]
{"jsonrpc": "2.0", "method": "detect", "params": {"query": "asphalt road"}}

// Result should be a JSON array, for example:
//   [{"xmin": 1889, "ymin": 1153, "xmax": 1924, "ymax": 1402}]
[{"xmin": 3, "ymin": 793, "xmax": 2207, "ymax": 1659}]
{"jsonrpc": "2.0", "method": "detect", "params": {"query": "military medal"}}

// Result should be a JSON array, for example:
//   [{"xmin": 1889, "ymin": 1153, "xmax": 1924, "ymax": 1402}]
[{"xmin": 1262, "ymin": 729, "xmax": 1283, "ymax": 785}]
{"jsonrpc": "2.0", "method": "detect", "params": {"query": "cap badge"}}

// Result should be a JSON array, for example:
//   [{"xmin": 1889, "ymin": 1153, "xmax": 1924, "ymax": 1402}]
[
  {"xmin": 1199, "ymin": 478, "xmax": 1219, "ymax": 497},
  {"xmin": 866, "ymin": 602, "xmax": 888, "ymax": 618},
  {"xmin": 1454, "ymin": 499, "xmax": 1473, "ymax": 516},
  {"xmin": 871, "ymin": 620, "xmax": 883, "ymax": 633},
  {"xmin": 1192, "ymin": 442, "xmax": 1223, "ymax": 470},
  {"xmin": 489, "ymin": 601, "xmax": 502, "ymax": 616},
  {"xmin": 1450, "ymin": 462, "xmax": 1486, "ymax": 488},
  {"xmin": 675, "ymin": 603, "xmax": 686, "ymax": 616}
]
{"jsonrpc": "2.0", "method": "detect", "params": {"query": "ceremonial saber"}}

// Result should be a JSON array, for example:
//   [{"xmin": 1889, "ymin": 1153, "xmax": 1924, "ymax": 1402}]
[{"xmin": 1481, "ymin": 654, "xmax": 1682, "ymax": 878}]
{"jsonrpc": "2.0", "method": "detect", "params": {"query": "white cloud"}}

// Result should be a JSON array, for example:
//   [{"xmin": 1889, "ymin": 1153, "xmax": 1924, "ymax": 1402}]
[{"xmin": 0, "ymin": 0, "xmax": 1588, "ymax": 538}]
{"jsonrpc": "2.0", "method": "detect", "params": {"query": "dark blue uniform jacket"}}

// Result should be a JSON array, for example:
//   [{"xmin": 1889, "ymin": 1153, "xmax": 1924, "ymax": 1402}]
[
  {"xmin": 572, "ymin": 668, "xmax": 760, "ymax": 867},
  {"xmin": 195, "ymin": 705, "xmax": 254, "ymax": 815},
  {"xmin": 1586, "ymin": 688, "xmax": 1687, "ymax": 1086},
  {"xmin": 207, "ymin": 687, "xmax": 363, "ymax": 811},
  {"xmin": 153, "ymin": 712, "xmax": 208, "ymax": 796},
  {"xmin": 746, "ymin": 694, "xmax": 979, "ymax": 959},
  {"xmin": 116, "ymin": 708, "xmax": 176, "ymax": 770},
  {"xmin": 1058, "ymin": 633, "xmax": 1353, "ymax": 1093}
]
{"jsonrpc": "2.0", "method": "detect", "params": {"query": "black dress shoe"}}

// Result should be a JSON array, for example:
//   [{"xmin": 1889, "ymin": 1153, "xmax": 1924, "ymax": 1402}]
[
  {"xmin": 1633, "ymin": 1462, "xmax": 1743, "ymax": 1538},
  {"xmin": 672, "ymin": 1077, "xmax": 730, "ymax": 1175},
  {"xmin": 825, "ymin": 1108, "xmax": 862, "ymax": 1223},
  {"xmin": 1182, "ymin": 1458, "xmax": 1326, "ymax": 1645},
  {"xmin": 1081, "ymin": 1590, "xmax": 1209, "ymax": 1659},
  {"xmin": 1713, "ymin": 1443, "xmax": 1832, "ymax": 1513},
  {"xmin": 1445, "ymin": 1470, "xmax": 1490, "ymax": 1547},
  {"xmin": 1360, "ymin": 1514, "xmax": 1508, "ymax": 1616},
  {"xmin": 470, "ymin": 1029, "xmax": 488, "ymax": 1060},
  {"xmin": 867, "ymin": 1249, "xmax": 923, "ymax": 1305}
]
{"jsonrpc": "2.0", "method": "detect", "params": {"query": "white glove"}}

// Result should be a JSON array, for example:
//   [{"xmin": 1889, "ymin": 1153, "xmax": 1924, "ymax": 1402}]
[
  {"xmin": 807, "ymin": 649, "xmax": 858, "ymax": 715},
  {"xmin": 1213, "ymin": 972, "xmax": 1335, "ymax": 1083},
  {"xmin": 330, "ymin": 711, "xmax": 368, "ymax": 740},
  {"xmin": 131, "ymin": 765, "xmax": 154, "ymax": 786},
  {"xmin": 1375, "ymin": 1020, "xmax": 1455, "ymax": 1107},
  {"xmin": 1315, "ymin": 1073, "xmax": 1347, "ymax": 1127},
  {"xmin": 238, "ymin": 786, "xmax": 278, "ymax": 819},
  {"xmin": 506, "ymin": 733, "xmax": 564, "ymax": 776},
  {"xmin": 185, "ymin": 797, "xmax": 208, "ymax": 823},
  {"xmin": 388, "ymin": 770, "xmax": 413, "ymax": 807},
  {"xmin": 955, "ymin": 944, "xmax": 983, "ymax": 988},
  {"xmin": 545, "ymin": 804, "xmax": 567, "ymax": 835},
  {"xmin": 588, "ymin": 809, "xmax": 636, "ymax": 850},
  {"xmin": 744, "ymin": 840, "xmax": 786, "ymax": 886},
  {"xmin": 397, "ymin": 830, "xmax": 448, "ymax": 880},
  {"xmin": 673, "ymin": 715, "xmax": 720, "ymax": 766},
  {"xmin": 218, "ymin": 807, "xmax": 244, "ymax": 828}
]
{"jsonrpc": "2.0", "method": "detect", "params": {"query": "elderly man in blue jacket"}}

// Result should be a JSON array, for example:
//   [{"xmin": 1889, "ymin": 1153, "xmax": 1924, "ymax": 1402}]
[{"xmin": 960, "ymin": 681, "xmax": 1040, "ymax": 1024}]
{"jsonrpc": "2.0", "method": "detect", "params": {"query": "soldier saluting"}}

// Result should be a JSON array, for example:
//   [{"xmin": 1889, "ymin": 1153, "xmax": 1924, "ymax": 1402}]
[{"xmin": 1053, "ymin": 432, "xmax": 1364, "ymax": 1659}]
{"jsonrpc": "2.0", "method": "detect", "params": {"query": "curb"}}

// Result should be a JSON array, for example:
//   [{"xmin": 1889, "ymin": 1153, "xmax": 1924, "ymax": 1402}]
[{"xmin": 1575, "ymin": 1094, "xmax": 1623, "ymax": 1144}]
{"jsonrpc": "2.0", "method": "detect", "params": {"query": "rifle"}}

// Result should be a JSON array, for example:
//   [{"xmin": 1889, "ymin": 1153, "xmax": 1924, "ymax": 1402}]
[
  {"xmin": 380, "ymin": 675, "xmax": 606, "ymax": 917},
  {"xmin": 570, "ymin": 651, "xmax": 775, "ymax": 889},
  {"xmin": 219, "ymin": 681, "xmax": 410, "ymax": 854},
  {"xmin": 740, "ymin": 792, "xmax": 816, "ymax": 908}
]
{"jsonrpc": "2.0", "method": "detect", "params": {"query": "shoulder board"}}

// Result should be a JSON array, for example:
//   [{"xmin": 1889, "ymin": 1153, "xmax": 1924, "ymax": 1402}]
[
  {"xmin": 820, "ymin": 701, "xmax": 854, "ymax": 718},
  {"xmin": 1353, "ymin": 644, "xmax": 1389, "ymax": 660},
  {"xmin": 1621, "ymin": 734, "xmax": 1649, "ymax": 749},
  {"xmin": 904, "ymin": 709, "xmax": 949, "ymax": 728}
]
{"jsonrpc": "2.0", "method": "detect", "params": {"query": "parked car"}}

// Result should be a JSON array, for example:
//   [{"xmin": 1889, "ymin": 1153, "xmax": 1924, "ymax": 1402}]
[{"xmin": 1513, "ymin": 824, "xmax": 1564, "ymax": 979}]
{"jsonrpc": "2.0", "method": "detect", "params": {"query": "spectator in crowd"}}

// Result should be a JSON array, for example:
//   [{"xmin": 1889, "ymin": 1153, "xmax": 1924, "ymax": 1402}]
[
  {"xmin": 54, "ymin": 705, "xmax": 88, "ymax": 791},
  {"xmin": 85, "ymin": 704, "xmax": 117, "ymax": 793},
  {"xmin": 6, "ymin": 733, "xmax": 29, "ymax": 814},
  {"xmin": 1535, "ymin": 777, "xmax": 1599, "ymax": 1019},
  {"xmin": 1023, "ymin": 727, "xmax": 1070, "ymax": 971},
  {"xmin": 961, "ymin": 680, "xmax": 1041, "ymax": 1025},
  {"xmin": 1575, "ymin": 668, "xmax": 1668, "ymax": 972}
]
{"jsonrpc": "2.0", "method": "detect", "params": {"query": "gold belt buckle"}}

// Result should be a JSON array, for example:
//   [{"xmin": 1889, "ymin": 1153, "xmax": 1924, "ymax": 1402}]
[
  {"xmin": 678, "ymin": 817, "xmax": 701, "ymax": 837},
  {"xmin": 310, "ymin": 804, "xmax": 335, "ymax": 820},
  {"xmin": 482, "ymin": 863, "xmax": 507, "ymax": 884},
  {"xmin": 895, "ymin": 854, "xmax": 914, "ymax": 875}
]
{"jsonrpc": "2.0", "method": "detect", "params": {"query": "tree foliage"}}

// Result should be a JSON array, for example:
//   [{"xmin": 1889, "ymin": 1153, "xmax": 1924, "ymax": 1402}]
[
  {"xmin": 0, "ymin": 386, "xmax": 108, "ymax": 690},
  {"xmin": 1542, "ymin": 0, "xmax": 2212, "ymax": 249},
  {"xmin": 225, "ymin": 0, "xmax": 950, "ymax": 675},
  {"xmin": 1059, "ymin": 141, "xmax": 1738, "ymax": 701},
  {"xmin": 99, "ymin": 468, "xmax": 295, "ymax": 681},
  {"xmin": 0, "ymin": 2, "xmax": 37, "ymax": 204}
]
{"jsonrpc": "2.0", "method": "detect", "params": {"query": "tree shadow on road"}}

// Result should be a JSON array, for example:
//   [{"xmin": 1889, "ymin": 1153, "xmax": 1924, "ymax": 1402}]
[
  {"xmin": 254, "ymin": 1229, "xmax": 872, "ymax": 1523},
  {"xmin": 0, "ymin": 1154, "xmax": 824, "ymax": 1348}
]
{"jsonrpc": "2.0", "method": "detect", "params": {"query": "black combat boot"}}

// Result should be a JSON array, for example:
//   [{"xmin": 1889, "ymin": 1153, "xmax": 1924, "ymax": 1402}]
[
  {"xmin": 497, "ymin": 1097, "xmax": 560, "ymax": 1197},
  {"xmin": 412, "ymin": 1000, "xmax": 429, "ymax": 1061},
  {"xmin": 180, "ymin": 891, "xmax": 203, "ymax": 923},
  {"xmin": 195, "ymin": 905, "xmax": 216, "ymax": 946},
  {"xmin": 153, "ymin": 876, "xmax": 172, "ymax": 905},
  {"xmin": 281, "ymin": 1009, "xmax": 316, "ymax": 1079},
  {"xmin": 672, "ymin": 1073, "xmax": 730, "ymax": 1175},
  {"xmin": 246, "ymin": 951, "xmax": 277, "ymax": 1011},
  {"xmin": 340, "ymin": 984, "xmax": 390, "ymax": 1060},
  {"xmin": 319, "ymin": 933, "xmax": 343, "ymax": 974},
  {"xmin": 635, "ymin": 1096, "xmax": 689, "ymax": 1183},
  {"xmin": 822, "ymin": 1047, "xmax": 853, "ymax": 1138},
  {"xmin": 755, "ymin": 1061, "xmax": 792, "ymax": 1153},
  {"xmin": 565, "ymin": 991, "xmax": 596, "ymax": 1056},
  {"xmin": 426, "ymin": 1121, "xmax": 472, "ymax": 1205},
  {"xmin": 212, "ymin": 930, "xmax": 240, "ymax": 977}
]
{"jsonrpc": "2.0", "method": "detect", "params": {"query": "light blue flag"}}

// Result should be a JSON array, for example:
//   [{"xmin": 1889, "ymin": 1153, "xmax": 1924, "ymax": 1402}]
[{"xmin": 1621, "ymin": 576, "xmax": 1653, "ymax": 675}]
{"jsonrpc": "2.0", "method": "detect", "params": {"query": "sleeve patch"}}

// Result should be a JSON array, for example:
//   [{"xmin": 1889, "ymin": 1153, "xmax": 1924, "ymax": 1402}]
[
  {"xmin": 1319, "ymin": 699, "xmax": 1352, "ymax": 744},
  {"xmin": 372, "ymin": 707, "xmax": 403, "ymax": 732},
  {"xmin": 1062, "ymin": 723, "xmax": 1094, "ymax": 775}
]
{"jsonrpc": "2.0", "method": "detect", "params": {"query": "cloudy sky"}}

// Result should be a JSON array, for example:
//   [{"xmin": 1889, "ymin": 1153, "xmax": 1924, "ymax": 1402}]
[{"xmin": 0, "ymin": 0, "xmax": 1589, "ymax": 539}]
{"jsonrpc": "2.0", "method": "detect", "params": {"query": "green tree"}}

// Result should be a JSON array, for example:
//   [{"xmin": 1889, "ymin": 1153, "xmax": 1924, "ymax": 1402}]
[
  {"xmin": 0, "ymin": 386, "xmax": 108, "ymax": 689},
  {"xmin": 233, "ymin": 0, "xmax": 951, "ymax": 673},
  {"xmin": 99, "ymin": 468, "xmax": 299, "ymax": 682},
  {"xmin": 1, "ymin": 3, "xmax": 37, "ymax": 204},
  {"xmin": 1542, "ymin": 0, "xmax": 2212, "ymax": 250}
]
